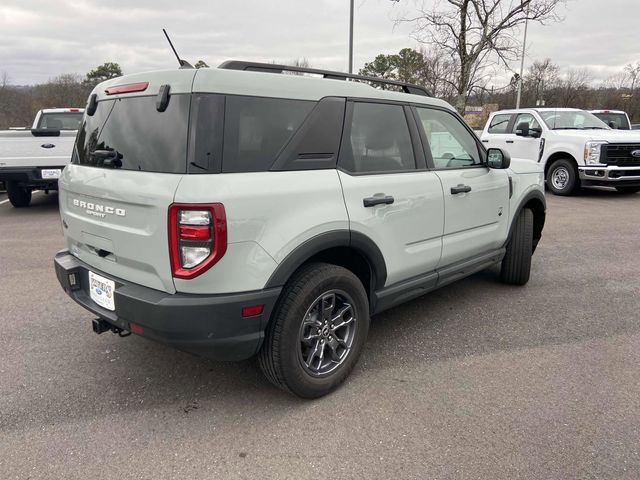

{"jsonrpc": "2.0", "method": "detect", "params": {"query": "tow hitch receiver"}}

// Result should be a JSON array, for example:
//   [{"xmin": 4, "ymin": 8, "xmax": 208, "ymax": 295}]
[{"xmin": 92, "ymin": 319, "xmax": 131, "ymax": 337}]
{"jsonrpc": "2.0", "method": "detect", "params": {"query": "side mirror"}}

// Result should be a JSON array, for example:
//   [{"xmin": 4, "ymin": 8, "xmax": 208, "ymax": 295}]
[
  {"xmin": 608, "ymin": 121, "xmax": 616, "ymax": 129},
  {"xmin": 487, "ymin": 148, "xmax": 511, "ymax": 169},
  {"xmin": 515, "ymin": 122, "xmax": 530, "ymax": 137},
  {"xmin": 530, "ymin": 127, "xmax": 542, "ymax": 138}
]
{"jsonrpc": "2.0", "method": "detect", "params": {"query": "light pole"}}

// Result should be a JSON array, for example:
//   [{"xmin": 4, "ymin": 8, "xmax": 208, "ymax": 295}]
[
  {"xmin": 515, "ymin": 2, "xmax": 531, "ymax": 109},
  {"xmin": 348, "ymin": 0, "xmax": 354, "ymax": 73}
]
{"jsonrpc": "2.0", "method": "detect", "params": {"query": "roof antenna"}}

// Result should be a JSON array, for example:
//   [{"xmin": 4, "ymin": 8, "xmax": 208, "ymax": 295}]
[{"xmin": 163, "ymin": 29, "xmax": 194, "ymax": 69}]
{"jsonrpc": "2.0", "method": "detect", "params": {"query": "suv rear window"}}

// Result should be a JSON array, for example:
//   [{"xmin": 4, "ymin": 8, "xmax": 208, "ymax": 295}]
[
  {"xmin": 38, "ymin": 112, "xmax": 83, "ymax": 130},
  {"xmin": 74, "ymin": 95, "xmax": 190, "ymax": 173},
  {"xmin": 222, "ymin": 96, "xmax": 315, "ymax": 173}
]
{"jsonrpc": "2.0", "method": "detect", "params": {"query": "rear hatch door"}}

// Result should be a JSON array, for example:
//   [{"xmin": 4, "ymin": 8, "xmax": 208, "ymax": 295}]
[{"xmin": 59, "ymin": 71, "xmax": 195, "ymax": 293}]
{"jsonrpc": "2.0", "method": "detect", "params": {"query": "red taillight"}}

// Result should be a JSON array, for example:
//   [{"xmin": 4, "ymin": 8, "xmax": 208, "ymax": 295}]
[
  {"xmin": 69, "ymin": 108, "xmax": 80, "ymax": 112},
  {"xmin": 105, "ymin": 82, "xmax": 149, "ymax": 96},
  {"xmin": 169, "ymin": 203, "xmax": 227, "ymax": 279}
]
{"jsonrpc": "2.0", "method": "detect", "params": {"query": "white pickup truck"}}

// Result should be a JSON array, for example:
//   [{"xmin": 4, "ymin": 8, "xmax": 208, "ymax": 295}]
[
  {"xmin": 481, "ymin": 108, "xmax": 640, "ymax": 195},
  {"xmin": 0, "ymin": 108, "xmax": 83, "ymax": 207}
]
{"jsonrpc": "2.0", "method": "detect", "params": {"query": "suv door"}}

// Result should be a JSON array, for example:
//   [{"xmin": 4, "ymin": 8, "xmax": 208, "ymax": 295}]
[
  {"xmin": 509, "ymin": 112, "xmax": 542, "ymax": 161},
  {"xmin": 414, "ymin": 106, "xmax": 510, "ymax": 267},
  {"xmin": 338, "ymin": 100, "xmax": 444, "ymax": 287}
]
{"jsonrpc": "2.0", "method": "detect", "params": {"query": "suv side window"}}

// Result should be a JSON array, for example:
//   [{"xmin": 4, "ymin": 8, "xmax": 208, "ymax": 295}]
[
  {"xmin": 512, "ymin": 113, "xmax": 540, "ymax": 132},
  {"xmin": 415, "ymin": 107, "xmax": 482, "ymax": 169},
  {"xmin": 487, "ymin": 114, "xmax": 512, "ymax": 134},
  {"xmin": 339, "ymin": 102, "xmax": 416, "ymax": 174},
  {"xmin": 222, "ymin": 96, "xmax": 315, "ymax": 173}
]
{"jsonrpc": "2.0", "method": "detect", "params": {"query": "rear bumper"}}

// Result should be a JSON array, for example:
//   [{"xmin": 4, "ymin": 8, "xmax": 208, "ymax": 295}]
[
  {"xmin": 0, "ymin": 166, "xmax": 65, "ymax": 189},
  {"xmin": 54, "ymin": 250, "xmax": 281, "ymax": 361},
  {"xmin": 579, "ymin": 166, "xmax": 640, "ymax": 187}
]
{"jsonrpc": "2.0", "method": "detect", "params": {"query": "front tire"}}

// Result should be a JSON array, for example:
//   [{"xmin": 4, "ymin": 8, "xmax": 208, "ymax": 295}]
[
  {"xmin": 501, "ymin": 208, "xmax": 534, "ymax": 286},
  {"xmin": 547, "ymin": 159, "xmax": 579, "ymax": 195},
  {"xmin": 259, "ymin": 262, "xmax": 370, "ymax": 398},
  {"xmin": 7, "ymin": 181, "xmax": 32, "ymax": 207},
  {"xmin": 615, "ymin": 186, "xmax": 640, "ymax": 194}
]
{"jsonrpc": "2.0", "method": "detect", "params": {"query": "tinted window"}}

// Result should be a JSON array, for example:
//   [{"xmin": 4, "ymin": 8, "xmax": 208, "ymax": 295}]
[
  {"xmin": 38, "ymin": 113, "xmax": 83, "ymax": 130},
  {"xmin": 222, "ymin": 96, "xmax": 315, "ymax": 173},
  {"xmin": 340, "ymin": 102, "xmax": 415, "ymax": 174},
  {"xmin": 415, "ymin": 107, "xmax": 482, "ymax": 169},
  {"xmin": 74, "ymin": 100, "xmax": 115, "ymax": 165},
  {"xmin": 75, "ymin": 95, "xmax": 190, "ymax": 173},
  {"xmin": 512, "ymin": 113, "xmax": 540, "ymax": 132},
  {"xmin": 488, "ymin": 114, "xmax": 512, "ymax": 134}
]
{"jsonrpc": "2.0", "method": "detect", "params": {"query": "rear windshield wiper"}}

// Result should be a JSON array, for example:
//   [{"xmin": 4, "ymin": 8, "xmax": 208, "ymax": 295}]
[{"xmin": 90, "ymin": 149, "xmax": 123, "ymax": 168}]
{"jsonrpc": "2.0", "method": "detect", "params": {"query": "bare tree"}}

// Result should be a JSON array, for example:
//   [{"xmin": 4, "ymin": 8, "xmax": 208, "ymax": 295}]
[
  {"xmin": 523, "ymin": 58, "xmax": 559, "ymax": 106},
  {"xmin": 625, "ymin": 62, "xmax": 640, "ymax": 91},
  {"xmin": 393, "ymin": 0, "xmax": 565, "ymax": 112},
  {"xmin": 557, "ymin": 68, "xmax": 591, "ymax": 107}
]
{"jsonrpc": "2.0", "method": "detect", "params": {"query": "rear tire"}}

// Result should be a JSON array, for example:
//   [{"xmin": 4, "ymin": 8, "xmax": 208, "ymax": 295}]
[
  {"xmin": 7, "ymin": 182, "xmax": 31, "ymax": 207},
  {"xmin": 501, "ymin": 208, "xmax": 534, "ymax": 286},
  {"xmin": 615, "ymin": 186, "xmax": 640, "ymax": 194},
  {"xmin": 259, "ymin": 262, "xmax": 370, "ymax": 398},
  {"xmin": 547, "ymin": 159, "xmax": 579, "ymax": 195}
]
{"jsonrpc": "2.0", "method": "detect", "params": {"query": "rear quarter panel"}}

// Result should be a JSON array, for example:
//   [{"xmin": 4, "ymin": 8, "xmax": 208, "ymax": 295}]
[{"xmin": 173, "ymin": 170, "xmax": 349, "ymax": 294}]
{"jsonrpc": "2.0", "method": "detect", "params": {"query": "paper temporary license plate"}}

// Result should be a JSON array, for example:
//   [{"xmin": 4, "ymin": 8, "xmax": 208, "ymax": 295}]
[
  {"xmin": 41, "ymin": 169, "xmax": 62, "ymax": 179},
  {"xmin": 88, "ymin": 271, "xmax": 116, "ymax": 311}
]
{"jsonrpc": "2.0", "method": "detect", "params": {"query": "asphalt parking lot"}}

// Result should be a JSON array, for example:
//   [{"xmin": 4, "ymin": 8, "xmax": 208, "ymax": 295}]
[{"xmin": 1, "ymin": 189, "xmax": 639, "ymax": 479}]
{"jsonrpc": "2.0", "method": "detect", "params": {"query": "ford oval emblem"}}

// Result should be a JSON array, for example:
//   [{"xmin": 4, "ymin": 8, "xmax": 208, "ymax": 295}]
[
  {"xmin": 631, "ymin": 149, "xmax": 640, "ymax": 158},
  {"xmin": 96, "ymin": 288, "xmax": 103, "ymax": 295}
]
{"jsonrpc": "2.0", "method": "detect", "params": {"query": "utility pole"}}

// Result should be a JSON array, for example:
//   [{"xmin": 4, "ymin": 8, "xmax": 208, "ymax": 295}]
[
  {"xmin": 348, "ymin": 0, "xmax": 354, "ymax": 73},
  {"xmin": 515, "ymin": 1, "xmax": 531, "ymax": 109}
]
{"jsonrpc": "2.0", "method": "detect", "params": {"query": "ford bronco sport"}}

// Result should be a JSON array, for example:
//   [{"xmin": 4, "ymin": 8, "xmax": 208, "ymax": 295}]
[{"xmin": 54, "ymin": 61, "xmax": 546, "ymax": 398}]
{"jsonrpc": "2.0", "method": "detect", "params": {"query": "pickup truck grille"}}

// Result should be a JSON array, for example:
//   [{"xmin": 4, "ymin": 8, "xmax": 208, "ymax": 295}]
[{"xmin": 603, "ymin": 144, "xmax": 640, "ymax": 167}]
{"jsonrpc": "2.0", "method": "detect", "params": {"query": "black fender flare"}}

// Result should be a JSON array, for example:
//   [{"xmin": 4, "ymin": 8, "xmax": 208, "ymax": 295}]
[
  {"xmin": 506, "ymin": 189, "xmax": 546, "ymax": 251},
  {"xmin": 264, "ymin": 230, "xmax": 387, "ymax": 290}
]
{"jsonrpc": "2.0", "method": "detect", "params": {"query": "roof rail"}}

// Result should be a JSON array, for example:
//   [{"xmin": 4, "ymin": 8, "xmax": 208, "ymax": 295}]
[{"xmin": 218, "ymin": 60, "xmax": 432, "ymax": 97}]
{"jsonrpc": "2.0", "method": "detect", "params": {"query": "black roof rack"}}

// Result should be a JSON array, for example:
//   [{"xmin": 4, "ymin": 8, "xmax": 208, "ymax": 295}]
[{"xmin": 218, "ymin": 60, "xmax": 432, "ymax": 97}]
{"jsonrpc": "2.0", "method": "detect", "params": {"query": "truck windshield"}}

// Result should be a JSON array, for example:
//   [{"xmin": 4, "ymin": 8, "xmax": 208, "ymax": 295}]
[
  {"xmin": 539, "ymin": 111, "xmax": 609, "ymax": 130},
  {"xmin": 38, "ymin": 113, "xmax": 83, "ymax": 130},
  {"xmin": 591, "ymin": 112, "xmax": 630, "ymax": 130}
]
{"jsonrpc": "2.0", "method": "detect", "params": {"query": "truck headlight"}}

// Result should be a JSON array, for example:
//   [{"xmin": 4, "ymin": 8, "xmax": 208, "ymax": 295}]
[{"xmin": 584, "ymin": 141, "xmax": 607, "ymax": 165}]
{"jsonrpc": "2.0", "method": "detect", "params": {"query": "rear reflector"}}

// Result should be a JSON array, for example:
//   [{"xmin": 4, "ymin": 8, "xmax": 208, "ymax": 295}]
[
  {"xmin": 105, "ymin": 82, "xmax": 149, "ymax": 96},
  {"xmin": 242, "ymin": 305, "xmax": 264, "ymax": 317},
  {"xmin": 129, "ymin": 323, "xmax": 145, "ymax": 335},
  {"xmin": 69, "ymin": 108, "xmax": 81, "ymax": 112}
]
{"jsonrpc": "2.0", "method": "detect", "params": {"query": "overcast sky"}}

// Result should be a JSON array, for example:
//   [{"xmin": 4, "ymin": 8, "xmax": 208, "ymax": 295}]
[{"xmin": 1, "ymin": 0, "xmax": 638, "ymax": 86}]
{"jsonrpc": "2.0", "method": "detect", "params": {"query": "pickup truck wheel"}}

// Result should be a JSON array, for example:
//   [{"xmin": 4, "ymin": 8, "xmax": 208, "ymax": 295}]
[
  {"xmin": 7, "ymin": 182, "xmax": 32, "ymax": 208},
  {"xmin": 547, "ymin": 159, "xmax": 579, "ymax": 195},
  {"xmin": 259, "ymin": 262, "xmax": 369, "ymax": 398},
  {"xmin": 500, "ymin": 208, "xmax": 533, "ymax": 286},
  {"xmin": 615, "ymin": 186, "xmax": 640, "ymax": 194}
]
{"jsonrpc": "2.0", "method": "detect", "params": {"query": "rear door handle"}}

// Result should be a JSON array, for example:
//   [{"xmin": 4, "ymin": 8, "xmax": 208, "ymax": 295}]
[
  {"xmin": 363, "ymin": 195, "xmax": 395, "ymax": 207},
  {"xmin": 450, "ymin": 184, "xmax": 472, "ymax": 195},
  {"xmin": 506, "ymin": 140, "xmax": 514, "ymax": 144}
]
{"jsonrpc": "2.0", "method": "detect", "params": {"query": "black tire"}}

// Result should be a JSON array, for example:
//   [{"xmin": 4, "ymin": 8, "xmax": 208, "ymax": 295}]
[
  {"xmin": 500, "ymin": 208, "xmax": 534, "ymax": 286},
  {"xmin": 547, "ymin": 159, "xmax": 579, "ymax": 195},
  {"xmin": 259, "ymin": 262, "xmax": 370, "ymax": 398},
  {"xmin": 7, "ymin": 181, "xmax": 31, "ymax": 207},
  {"xmin": 615, "ymin": 186, "xmax": 640, "ymax": 194}
]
